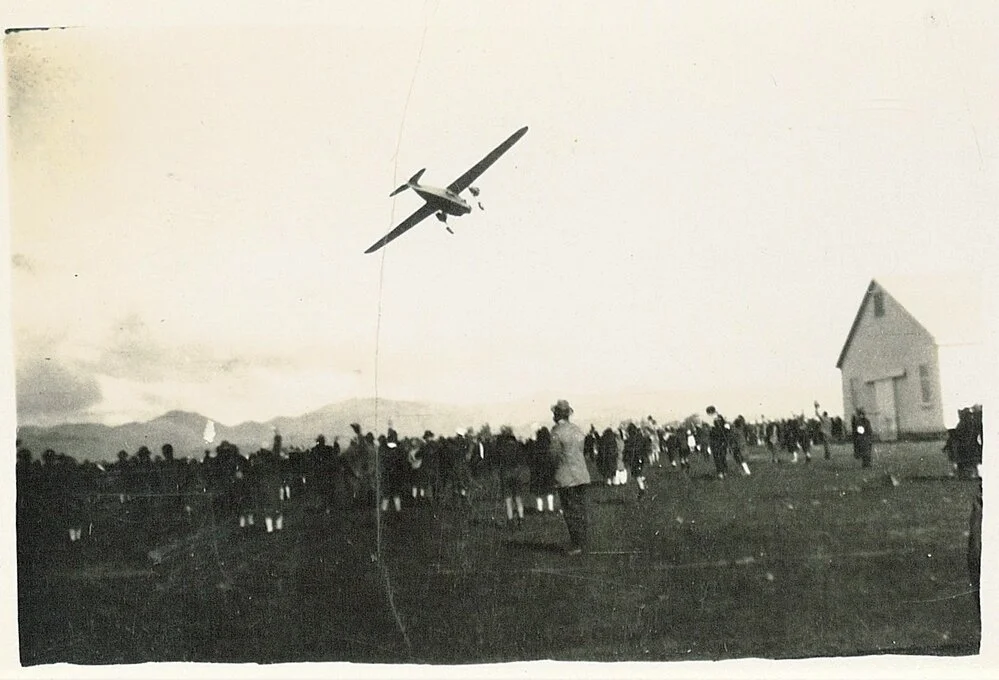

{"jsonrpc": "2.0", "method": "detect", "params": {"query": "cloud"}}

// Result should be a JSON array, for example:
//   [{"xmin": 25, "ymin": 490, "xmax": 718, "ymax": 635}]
[
  {"xmin": 13, "ymin": 308, "xmax": 375, "ymax": 425},
  {"xmin": 12, "ymin": 253, "xmax": 35, "ymax": 274},
  {"xmin": 16, "ymin": 357, "xmax": 102, "ymax": 423},
  {"xmin": 88, "ymin": 312, "xmax": 323, "ymax": 384}
]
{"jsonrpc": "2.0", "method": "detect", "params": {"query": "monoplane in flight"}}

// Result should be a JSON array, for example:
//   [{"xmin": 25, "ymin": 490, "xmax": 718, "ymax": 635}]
[{"xmin": 364, "ymin": 126, "xmax": 528, "ymax": 254}]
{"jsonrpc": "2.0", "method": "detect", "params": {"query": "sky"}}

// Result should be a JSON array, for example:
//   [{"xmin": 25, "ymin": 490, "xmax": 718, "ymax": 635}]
[{"xmin": 3, "ymin": 1, "xmax": 997, "ymax": 428}]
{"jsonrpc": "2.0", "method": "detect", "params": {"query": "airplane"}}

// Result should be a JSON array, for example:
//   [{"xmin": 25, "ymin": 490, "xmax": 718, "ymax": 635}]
[{"xmin": 364, "ymin": 126, "xmax": 528, "ymax": 254}]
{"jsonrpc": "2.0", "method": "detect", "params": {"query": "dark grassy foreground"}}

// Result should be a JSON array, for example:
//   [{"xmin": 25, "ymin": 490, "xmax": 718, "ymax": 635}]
[{"xmin": 18, "ymin": 441, "xmax": 980, "ymax": 665}]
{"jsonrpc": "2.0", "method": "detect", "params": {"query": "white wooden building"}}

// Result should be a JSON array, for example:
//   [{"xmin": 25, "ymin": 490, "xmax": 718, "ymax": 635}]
[{"xmin": 836, "ymin": 276, "xmax": 984, "ymax": 440}]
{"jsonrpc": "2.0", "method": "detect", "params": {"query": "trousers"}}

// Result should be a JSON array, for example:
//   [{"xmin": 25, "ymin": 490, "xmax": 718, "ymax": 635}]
[{"xmin": 558, "ymin": 484, "xmax": 588, "ymax": 549}]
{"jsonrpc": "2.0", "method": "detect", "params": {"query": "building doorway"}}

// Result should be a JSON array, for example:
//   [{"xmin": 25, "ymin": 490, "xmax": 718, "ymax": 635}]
[{"xmin": 873, "ymin": 378, "xmax": 898, "ymax": 441}]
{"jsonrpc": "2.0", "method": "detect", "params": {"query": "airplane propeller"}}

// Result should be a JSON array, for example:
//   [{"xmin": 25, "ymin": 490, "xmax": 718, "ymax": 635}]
[{"xmin": 469, "ymin": 185, "xmax": 485, "ymax": 209}]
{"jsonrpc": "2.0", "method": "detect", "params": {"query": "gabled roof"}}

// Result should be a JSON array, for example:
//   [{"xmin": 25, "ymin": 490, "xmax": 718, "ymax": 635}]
[{"xmin": 836, "ymin": 274, "xmax": 984, "ymax": 369}]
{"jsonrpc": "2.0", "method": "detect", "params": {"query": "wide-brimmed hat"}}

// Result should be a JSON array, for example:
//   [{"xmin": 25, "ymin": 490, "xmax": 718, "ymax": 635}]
[{"xmin": 551, "ymin": 399, "xmax": 573, "ymax": 417}]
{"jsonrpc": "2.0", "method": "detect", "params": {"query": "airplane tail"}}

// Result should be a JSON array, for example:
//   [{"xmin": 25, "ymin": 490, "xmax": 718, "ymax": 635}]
[{"xmin": 389, "ymin": 168, "xmax": 426, "ymax": 197}]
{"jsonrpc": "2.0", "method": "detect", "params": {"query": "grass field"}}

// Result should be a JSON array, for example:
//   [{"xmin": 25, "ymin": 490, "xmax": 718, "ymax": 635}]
[{"xmin": 17, "ymin": 440, "xmax": 981, "ymax": 665}]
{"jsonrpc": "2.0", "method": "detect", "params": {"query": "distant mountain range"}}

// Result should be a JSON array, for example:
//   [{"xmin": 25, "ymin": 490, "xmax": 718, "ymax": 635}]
[
  {"xmin": 14, "ymin": 388, "xmax": 818, "ymax": 462},
  {"xmin": 15, "ymin": 398, "xmax": 483, "ymax": 463}
]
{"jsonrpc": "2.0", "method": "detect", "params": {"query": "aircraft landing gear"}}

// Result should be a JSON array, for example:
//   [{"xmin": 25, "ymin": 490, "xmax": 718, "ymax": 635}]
[{"xmin": 436, "ymin": 211, "xmax": 453, "ymax": 234}]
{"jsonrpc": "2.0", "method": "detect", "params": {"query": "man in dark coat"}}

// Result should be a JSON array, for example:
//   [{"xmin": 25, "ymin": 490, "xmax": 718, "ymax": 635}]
[
  {"xmin": 597, "ymin": 427, "xmax": 619, "ymax": 484},
  {"xmin": 944, "ymin": 406, "xmax": 983, "ymax": 479},
  {"xmin": 378, "ymin": 436, "xmax": 406, "ymax": 512},
  {"xmin": 851, "ymin": 408, "xmax": 873, "ymax": 468},
  {"xmin": 445, "ymin": 429, "xmax": 472, "ymax": 504},
  {"xmin": 706, "ymin": 406, "xmax": 730, "ymax": 479},
  {"xmin": 624, "ymin": 423, "xmax": 649, "ymax": 497},
  {"xmin": 782, "ymin": 417, "xmax": 802, "ymax": 463},
  {"xmin": 664, "ymin": 427, "xmax": 686, "ymax": 471}
]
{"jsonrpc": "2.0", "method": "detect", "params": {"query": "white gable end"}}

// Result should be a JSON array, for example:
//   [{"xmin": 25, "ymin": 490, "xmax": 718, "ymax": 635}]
[{"xmin": 838, "ymin": 275, "xmax": 983, "ymax": 438}]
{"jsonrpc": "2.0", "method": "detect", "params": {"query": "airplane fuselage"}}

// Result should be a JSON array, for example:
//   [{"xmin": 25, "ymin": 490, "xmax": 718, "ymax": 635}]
[
  {"xmin": 365, "ymin": 126, "xmax": 527, "ymax": 253},
  {"xmin": 413, "ymin": 185, "xmax": 472, "ymax": 217}
]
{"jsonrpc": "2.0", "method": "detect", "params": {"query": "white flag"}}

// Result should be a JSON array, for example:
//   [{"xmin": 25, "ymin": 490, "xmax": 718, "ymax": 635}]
[{"xmin": 203, "ymin": 419, "xmax": 217, "ymax": 444}]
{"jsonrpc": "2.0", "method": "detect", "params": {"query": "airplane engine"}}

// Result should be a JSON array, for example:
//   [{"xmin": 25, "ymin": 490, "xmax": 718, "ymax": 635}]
[
  {"xmin": 436, "ymin": 211, "xmax": 447, "ymax": 222},
  {"xmin": 469, "ymin": 186, "xmax": 480, "ymax": 197}
]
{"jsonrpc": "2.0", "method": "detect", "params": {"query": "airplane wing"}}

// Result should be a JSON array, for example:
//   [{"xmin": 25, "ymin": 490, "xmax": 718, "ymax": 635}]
[
  {"xmin": 364, "ymin": 203, "xmax": 437, "ymax": 254},
  {"xmin": 447, "ymin": 126, "xmax": 528, "ymax": 194}
]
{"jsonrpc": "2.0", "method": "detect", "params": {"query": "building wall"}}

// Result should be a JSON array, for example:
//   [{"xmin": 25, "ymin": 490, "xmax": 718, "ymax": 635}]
[
  {"xmin": 893, "ymin": 345, "xmax": 945, "ymax": 435},
  {"xmin": 839, "ymin": 285, "xmax": 944, "ymax": 437}
]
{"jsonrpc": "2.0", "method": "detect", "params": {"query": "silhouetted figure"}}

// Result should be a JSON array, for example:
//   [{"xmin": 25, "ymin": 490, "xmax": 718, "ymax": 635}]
[
  {"xmin": 496, "ymin": 426, "xmax": 530, "ymax": 528},
  {"xmin": 814, "ymin": 403, "xmax": 832, "ymax": 459},
  {"xmin": 730, "ymin": 416, "xmax": 752, "ymax": 476},
  {"xmin": 408, "ymin": 432, "xmax": 433, "ymax": 502},
  {"xmin": 378, "ymin": 436, "xmax": 406, "ymax": 513},
  {"xmin": 624, "ymin": 423, "xmax": 648, "ymax": 496},
  {"xmin": 851, "ymin": 409, "xmax": 873, "ymax": 468},
  {"xmin": 597, "ymin": 427, "xmax": 618, "ymax": 484},
  {"xmin": 530, "ymin": 426, "xmax": 555, "ymax": 512},
  {"xmin": 549, "ymin": 400, "xmax": 590, "ymax": 555},
  {"xmin": 765, "ymin": 421, "xmax": 780, "ymax": 463},
  {"xmin": 707, "ymin": 406, "xmax": 729, "ymax": 479},
  {"xmin": 944, "ymin": 406, "xmax": 983, "ymax": 479}
]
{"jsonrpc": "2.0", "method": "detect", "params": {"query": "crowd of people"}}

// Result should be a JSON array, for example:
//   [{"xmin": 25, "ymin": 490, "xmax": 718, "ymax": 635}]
[{"xmin": 15, "ymin": 401, "xmax": 980, "ymax": 559}]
